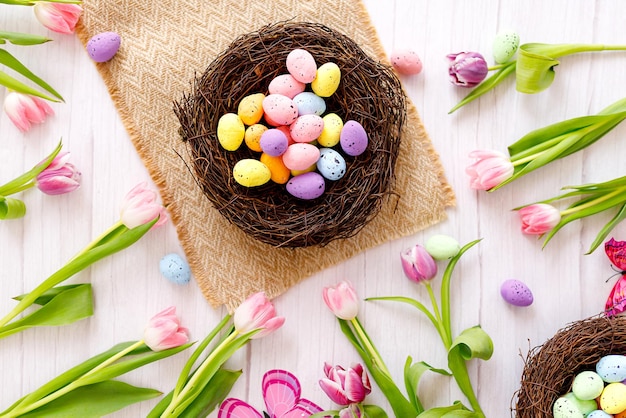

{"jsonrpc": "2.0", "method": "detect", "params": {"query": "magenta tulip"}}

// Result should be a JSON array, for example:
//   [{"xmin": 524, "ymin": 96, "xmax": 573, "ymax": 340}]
[
  {"xmin": 466, "ymin": 149, "xmax": 515, "ymax": 190},
  {"xmin": 3, "ymin": 92, "xmax": 54, "ymax": 132},
  {"xmin": 400, "ymin": 244, "xmax": 437, "ymax": 283},
  {"xmin": 143, "ymin": 306, "xmax": 189, "ymax": 351},
  {"xmin": 447, "ymin": 51, "xmax": 489, "ymax": 87},
  {"xmin": 233, "ymin": 292, "xmax": 285, "ymax": 339},
  {"xmin": 33, "ymin": 2, "xmax": 82, "ymax": 34},
  {"xmin": 323, "ymin": 281, "xmax": 359, "ymax": 320},
  {"xmin": 119, "ymin": 182, "xmax": 168, "ymax": 229},
  {"xmin": 519, "ymin": 203, "xmax": 561, "ymax": 235},
  {"xmin": 319, "ymin": 363, "xmax": 371, "ymax": 406},
  {"xmin": 36, "ymin": 152, "xmax": 81, "ymax": 195}
]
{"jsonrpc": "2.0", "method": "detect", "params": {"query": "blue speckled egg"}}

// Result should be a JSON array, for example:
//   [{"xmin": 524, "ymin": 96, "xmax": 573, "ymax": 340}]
[
  {"xmin": 159, "ymin": 253, "xmax": 191, "ymax": 285},
  {"xmin": 596, "ymin": 354, "xmax": 626, "ymax": 383},
  {"xmin": 293, "ymin": 92, "xmax": 326, "ymax": 116},
  {"xmin": 317, "ymin": 148, "xmax": 346, "ymax": 181}
]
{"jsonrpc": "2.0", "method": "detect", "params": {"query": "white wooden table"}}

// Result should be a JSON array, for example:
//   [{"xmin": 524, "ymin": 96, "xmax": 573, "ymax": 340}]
[{"xmin": 1, "ymin": 1, "xmax": 625, "ymax": 416}]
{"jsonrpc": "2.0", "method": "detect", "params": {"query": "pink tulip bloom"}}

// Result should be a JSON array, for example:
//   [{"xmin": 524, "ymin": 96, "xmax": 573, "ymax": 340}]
[
  {"xmin": 447, "ymin": 51, "xmax": 489, "ymax": 87},
  {"xmin": 143, "ymin": 306, "xmax": 190, "ymax": 351},
  {"xmin": 119, "ymin": 182, "xmax": 168, "ymax": 229},
  {"xmin": 400, "ymin": 244, "xmax": 437, "ymax": 284},
  {"xmin": 519, "ymin": 203, "xmax": 561, "ymax": 235},
  {"xmin": 466, "ymin": 149, "xmax": 514, "ymax": 190},
  {"xmin": 33, "ymin": 2, "xmax": 82, "ymax": 34},
  {"xmin": 3, "ymin": 92, "xmax": 54, "ymax": 132},
  {"xmin": 322, "ymin": 281, "xmax": 359, "ymax": 320},
  {"xmin": 36, "ymin": 152, "xmax": 81, "ymax": 195},
  {"xmin": 319, "ymin": 363, "xmax": 371, "ymax": 406},
  {"xmin": 339, "ymin": 404, "xmax": 363, "ymax": 418},
  {"xmin": 233, "ymin": 292, "xmax": 285, "ymax": 339}
]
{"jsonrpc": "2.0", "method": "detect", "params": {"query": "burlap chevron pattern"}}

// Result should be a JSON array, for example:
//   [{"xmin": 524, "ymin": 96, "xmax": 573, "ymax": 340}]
[{"xmin": 75, "ymin": 0, "xmax": 455, "ymax": 309}]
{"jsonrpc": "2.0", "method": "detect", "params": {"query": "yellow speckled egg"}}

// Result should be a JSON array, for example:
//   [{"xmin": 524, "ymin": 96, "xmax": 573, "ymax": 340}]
[
  {"xmin": 290, "ymin": 163, "xmax": 317, "ymax": 176},
  {"xmin": 217, "ymin": 113, "xmax": 245, "ymax": 151},
  {"xmin": 232, "ymin": 159, "xmax": 271, "ymax": 187},
  {"xmin": 244, "ymin": 124, "xmax": 268, "ymax": 152},
  {"xmin": 237, "ymin": 93, "xmax": 265, "ymax": 125},
  {"xmin": 260, "ymin": 153, "xmax": 291, "ymax": 184},
  {"xmin": 600, "ymin": 382, "xmax": 626, "ymax": 414},
  {"xmin": 318, "ymin": 113, "xmax": 343, "ymax": 147},
  {"xmin": 311, "ymin": 62, "xmax": 341, "ymax": 97}
]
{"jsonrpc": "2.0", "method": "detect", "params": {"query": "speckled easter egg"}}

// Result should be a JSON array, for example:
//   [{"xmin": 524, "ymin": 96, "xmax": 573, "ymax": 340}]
[
  {"xmin": 232, "ymin": 159, "xmax": 271, "ymax": 187},
  {"xmin": 286, "ymin": 172, "xmax": 325, "ymax": 200},
  {"xmin": 317, "ymin": 148, "xmax": 346, "ymax": 181},
  {"xmin": 587, "ymin": 410, "xmax": 613, "ymax": 418},
  {"xmin": 282, "ymin": 143, "xmax": 321, "ymax": 171},
  {"xmin": 268, "ymin": 74, "xmax": 306, "ymax": 99},
  {"xmin": 318, "ymin": 113, "xmax": 343, "ymax": 147},
  {"xmin": 290, "ymin": 163, "xmax": 317, "ymax": 177},
  {"xmin": 293, "ymin": 92, "xmax": 326, "ymax": 116},
  {"xmin": 425, "ymin": 234, "xmax": 461, "ymax": 260},
  {"xmin": 286, "ymin": 48, "xmax": 317, "ymax": 83},
  {"xmin": 600, "ymin": 382, "xmax": 626, "ymax": 414},
  {"xmin": 340, "ymin": 120, "xmax": 368, "ymax": 156},
  {"xmin": 572, "ymin": 371, "xmax": 605, "ymax": 400},
  {"xmin": 262, "ymin": 94, "xmax": 298, "ymax": 126},
  {"xmin": 217, "ymin": 113, "xmax": 245, "ymax": 151},
  {"xmin": 553, "ymin": 397, "xmax": 584, "ymax": 418},
  {"xmin": 290, "ymin": 114, "xmax": 324, "ymax": 143},
  {"xmin": 597, "ymin": 355, "xmax": 626, "ymax": 383},
  {"xmin": 311, "ymin": 62, "xmax": 341, "ymax": 97},
  {"xmin": 500, "ymin": 279, "xmax": 533, "ymax": 307},
  {"xmin": 86, "ymin": 31, "xmax": 121, "ymax": 63},
  {"xmin": 493, "ymin": 30, "xmax": 520, "ymax": 64},
  {"xmin": 159, "ymin": 253, "xmax": 191, "ymax": 285},
  {"xmin": 238, "ymin": 93, "xmax": 265, "ymax": 125},
  {"xmin": 260, "ymin": 128, "xmax": 289, "ymax": 156},
  {"xmin": 260, "ymin": 153, "xmax": 291, "ymax": 184},
  {"xmin": 244, "ymin": 123, "xmax": 268, "ymax": 152},
  {"xmin": 563, "ymin": 392, "xmax": 598, "ymax": 416},
  {"xmin": 390, "ymin": 49, "xmax": 423, "ymax": 75}
]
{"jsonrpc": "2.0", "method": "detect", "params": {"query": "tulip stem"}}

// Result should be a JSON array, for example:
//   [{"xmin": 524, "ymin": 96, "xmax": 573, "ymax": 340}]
[
  {"xmin": 424, "ymin": 282, "xmax": 451, "ymax": 349},
  {"xmin": 487, "ymin": 63, "xmax": 509, "ymax": 71},
  {"xmin": 350, "ymin": 317, "xmax": 392, "ymax": 379},
  {"xmin": 561, "ymin": 187, "xmax": 626, "ymax": 216}
]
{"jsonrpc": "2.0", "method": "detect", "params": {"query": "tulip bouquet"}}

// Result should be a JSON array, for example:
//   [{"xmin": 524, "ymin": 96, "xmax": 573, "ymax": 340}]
[
  {"xmin": 323, "ymin": 237, "xmax": 493, "ymax": 418},
  {"xmin": 0, "ymin": 181, "xmax": 167, "ymax": 340},
  {"xmin": 0, "ymin": 306, "xmax": 191, "ymax": 417},
  {"xmin": 0, "ymin": 141, "xmax": 80, "ymax": 219},
  {"xmin": 149, "ymin": 292, "xmax": 285, "ymax": 417}
]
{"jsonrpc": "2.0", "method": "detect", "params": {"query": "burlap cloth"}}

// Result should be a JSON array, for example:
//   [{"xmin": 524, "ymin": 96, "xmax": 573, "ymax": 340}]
[{"xmin": 75, "ymin": 0, "xmax": 455, "ymax": 310}]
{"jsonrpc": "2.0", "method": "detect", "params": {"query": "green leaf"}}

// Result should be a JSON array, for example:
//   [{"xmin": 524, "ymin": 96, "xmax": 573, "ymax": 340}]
[
  {"xmin": 178, "ymin": 368, "xmax": 242, "ymax": 418},
  {"xmin": 404, "ymin": 356, "xmax": 451, "ymax": 414},
  {"xmin": 0, "ymin": 196, "xmax": 26, "ymax": 219},
  {"xmin": 417, "ymin": 401, "xmax": 468, "ymax": 418},
  {"xmin": 0, "ymin": 31, "xmax": 51, "ymax": 45},
  {"xmin": 587, "ymin": 202, "xmax": 626, "ymax": 254},
  {"xmin": 363, "ymin": 404, "xmax": 389, "ymax": 418},
  {"xmin": 0, "ymin": 49, "xmax": 63, "ymax": 101},
  {"xmin": 13, "ymin": 284, "xmax": 85, "ymax": 305},
  {"xmin": 0, "ymin": 139, "xmax": 62, "ymax": 196},
  {"xmin": 17, "ymin": 380, "xmax": 161, "ymax": 418},
  {"xmin": 0, "ymin": 284, "xmax": 93, "ymax": 340},
  {"xmin": 448, "ymin": 61, "xmax": 516, "ymax": 114}
]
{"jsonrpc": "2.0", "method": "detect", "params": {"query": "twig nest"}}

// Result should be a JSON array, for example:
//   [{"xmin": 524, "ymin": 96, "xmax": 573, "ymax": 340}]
[
  {"xmin": 175, "ymin": 22, "xmax": 406, "ymax": 247},
  {"xmin": 514, "ymin": 314, "xmax": 626, "ymax": 417}
]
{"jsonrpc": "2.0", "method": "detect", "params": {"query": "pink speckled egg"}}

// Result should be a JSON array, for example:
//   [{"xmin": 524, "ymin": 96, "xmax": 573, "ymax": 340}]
[
  {"xmin": 260, "ymin": 128, "xmax": 289, "ymax": 157},
  {"xmin": 282, "ymin": 143, "xmax": 320, "ymax": 171},
  {"xmin": 286, "ymin": 172, "xmax": 326, "ymax": 200},
  {"xmin": 286, "ymin": 48, "xmax": 317, "ymax": 83},
  {"xmin": 390, "ymin": 49, "xmax": 423, "ymax": 75},
  {"xmin": 268, "ymin": 74, "xmax": 306, "ymax": 99},
  {"xmin": 87, "ymin": 31, "xmax": 121, "ymax": 63},
  {"xmin": 262, "ymin": 94, "xmax": 298, "ymax": 126},
  {"xmin": 500, "ymin": 279, "xmax": 534, "ymax": 307},
  {"xmin": 290, "ymin": 114, "xmax": 324, "ymax": 143},
  {"xmin": 340, "ymin": 120, "xmax": 368, "ymax": 156}
]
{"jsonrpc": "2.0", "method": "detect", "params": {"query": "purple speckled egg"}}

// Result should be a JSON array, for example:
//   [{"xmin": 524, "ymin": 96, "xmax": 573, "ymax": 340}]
[
  {"xmin": 500, "ymin": 279, "xmax": 534, "ymax": 307},
  {"xmin": 286, "ymin": 172, "xmax": 325, "ymax": 200},
  {"xmin": 87, "ymin": 31, "xmax": 121, "ymax": 63},
  {"xmin": 260, "ymin": 129, "xmax": 288, "ymax": 157},
  {"xmin": 340, "ymin": 120, "xmax": 368, "ymax": 156}
]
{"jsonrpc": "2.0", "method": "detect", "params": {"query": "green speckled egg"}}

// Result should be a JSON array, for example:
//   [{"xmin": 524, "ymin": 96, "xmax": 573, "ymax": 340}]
[
  {"xmin": 493, "ymin": 30, "xmax": 520, "ymax": 64},
  {"xmin": 553, "ymin": 397, "xmax": 584, "ymax": 418}
]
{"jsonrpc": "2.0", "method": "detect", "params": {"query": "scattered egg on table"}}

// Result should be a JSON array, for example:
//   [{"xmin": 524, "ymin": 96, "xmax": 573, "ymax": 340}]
[
  {"xmin": 500, "ymin": 279, "xmax": 533, "ymax": 307},
  {"xmin": 268, "ymin": 74, "xmax": 306, "ymax": 99},
  {"xmin": 390, "ymin": 49, "xmax": 423, "ymax": 75},
  {"xmin": 572, "ymin": 371, "xmax": 605, "ymax": 400},
  {"xmin": 311, "ymin": 62, "xmax": 341, "ymax": 97},
  {"xmin": 293, "ymin": 92, "xmax": 326, "ymax": 116},
  {"xmin": 282, "ymin": 143, "xmax": 321, "ymax": 171},
  {"xmin": 286, "ymin": 48, "xmax": 317, "ymax": 83},
  {"xmin": 425, "ymin": 234, "xmax": 460, "ymax": 260},
  {"xmin": 217, "ymin": 113, "xmax": 245, "ymax": 151},
  {"xmin": 262, "ymin": 94, "xmax": 299, "ymax": 126},
  {"xmin": 86, "ymin": 31, "xmax": 121, "ymax": 63},
  {"xmin": 159, "ymin": 253, "xmax": 191, "ymax": 285},
  {"xmin": 232, "ymin": 158, "xmax": 271, "ymax": 187},
  {"xmin": 318, "ymin": 113, "xmax": 343, "ymax": 147},
  {"xmin": 286, "ymin": 172, "xmax": 326, "ymax": 200},
  {"xmin": 290, "ymin": 114, "xmax": 324, "ymax": 143},
  {"xmin": 596, "ymin": 355, "xmax": 626, "ymax": 383},
  {"xmin": 317, "ymin": 148, "xmax": 346, "ymax": 181},
  {"xmin": 599, "ymin": 382, "xmax": 626, "ymax": 414},
  {"xmin": 340, "ymin": 120, "xmax": 368, "ymax": 156},
  {"xmin": 238, "ymin": 93, "xmax": 265, "ymax": 125},
  {"xmin": 260, "ymin": 128, "xmax": 289, "ymax": 156},
  {"xmin": 492, "ymin": 29, "xmax": 520, "ymax": 64}
]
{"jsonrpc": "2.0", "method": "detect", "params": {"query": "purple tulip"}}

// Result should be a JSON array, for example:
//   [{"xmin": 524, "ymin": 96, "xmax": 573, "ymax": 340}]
[{"xmin": 447, "ymin": 51, "xmax": 489, "ymax": 87}]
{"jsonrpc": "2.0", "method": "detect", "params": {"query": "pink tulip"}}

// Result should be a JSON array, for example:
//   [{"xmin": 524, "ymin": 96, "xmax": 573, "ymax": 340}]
[
  {"xmin": 319, "ymin": 363, "xmax": 371, "ymax": 406},
  {"xmin": 143, "ymin": 306, "xmax": 190, "ymax": 351},
  {"xmin": 3, "ymin": 92, "xmax": 54, "ymax": 132},
  {"xmin": 466, "ymin": 149, "xmax": 514, "ymax": 190},
  {"xmin": 322, "ymin": 281, "xmax": 358, "ymax": 320},
  {"xmin": 401, "ymin": 244, "xmax": 437, "ymax": 284},
  {"xmin": 119, "ymin": 182, "xmax": 168, "ymax": 229},
  {"xmin": 36, "ymin": 152, "xmax": 81, "ymax": 195},
  {"xmin": 33, "ymin": 2, "xmax": 82, "ymax": 34},
  {"xmin": 339, "ymin": 404, "xmax": 363, "ymax": 418},
  {"xmin": 519, "ymin": 203, "xmax": 561, "ymax": 235},
  {"xmin": 447, "ymin": 51, "xmax": 489, "ymax": 87},
  {"xmin": 233, "ymin": 292, "xmax": 285, "ymax": 339}
]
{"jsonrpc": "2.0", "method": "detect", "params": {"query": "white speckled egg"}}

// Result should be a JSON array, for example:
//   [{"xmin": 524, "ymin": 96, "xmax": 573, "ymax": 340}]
[
  {"xmin": 597, "ymin": 355, "xmax": 626, "ymax": 383},
  {"xmin": 159, "ymin": 253, "xmax": 191, "ymax": 285},
  {"xmin": 572, "ymin": 371, "xmax": 605, "ymax": 400},
  {"xmin": 286, "ymin": 172, "xmax": 325, "ymax": 200},
  {"xmin": 500, "ymin": 279, "xmax": 533, "ymax": 307},
  {"xmin": 87, "ymin": 31, "xmax": 121, "ymax": 63},
  {"xmin": 293, "ymin": 92, "xmax": 326, "ymax": 116},
  {"xmin": 317, "ymin": 148, "xmax": 346, "ymax": 181},
  {"xmin": 493, "ymin": 30, "xmax": 520, "ymax": 64},
  {"xmin": 553, "ymin": 396, "xmax": 584, "ymax": 418}
]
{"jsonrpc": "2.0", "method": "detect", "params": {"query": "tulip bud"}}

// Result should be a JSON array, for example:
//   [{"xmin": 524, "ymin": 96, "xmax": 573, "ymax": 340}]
[
  {"xmin": 466, "ymin": 149, "xmax": 515, "ymax": 190},
  {"xmin": 119, "ymin": 182, "xmax": 168, "ymax": 229},
  {"xmin": 233, "ymin": 292, "xmax": 285, "ymax": 339},
  {"xmin": 143, "ymin": 306, "xmax": 189, "ymax": 351},
  {"xmin": 447, "ymin": 51, "xmax": 489, "ymax": 87},
  {"xmin": 519, "ymin": 203, "xmax": 561, "ymax": 235},
  {"xmin": 322, "ymin": 281, "xmax": 358, "ymax": 320},
  {"xmin": 33, "ymin": 2, "xmax": 82, "ymax": 34},
  {"xmin": 319, "ymin": 363, "xmax": 371, "ymax": 406},
  {"xmin": 3, "ymin": 92, "xmax": 54, "ymax": 132},
  {"xmin": 400, "ymin": 244, "xmax": 437, "ymax": 283},
  {"xmin": 36, "ymin": 152, "xmax": 81, "ymax": 195}
]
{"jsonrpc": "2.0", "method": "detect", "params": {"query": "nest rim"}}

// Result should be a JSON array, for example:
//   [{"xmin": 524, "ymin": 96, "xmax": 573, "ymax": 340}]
[{"xmin": 174, "ymin": 21, "xmax": 406, "ymax": 248}]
